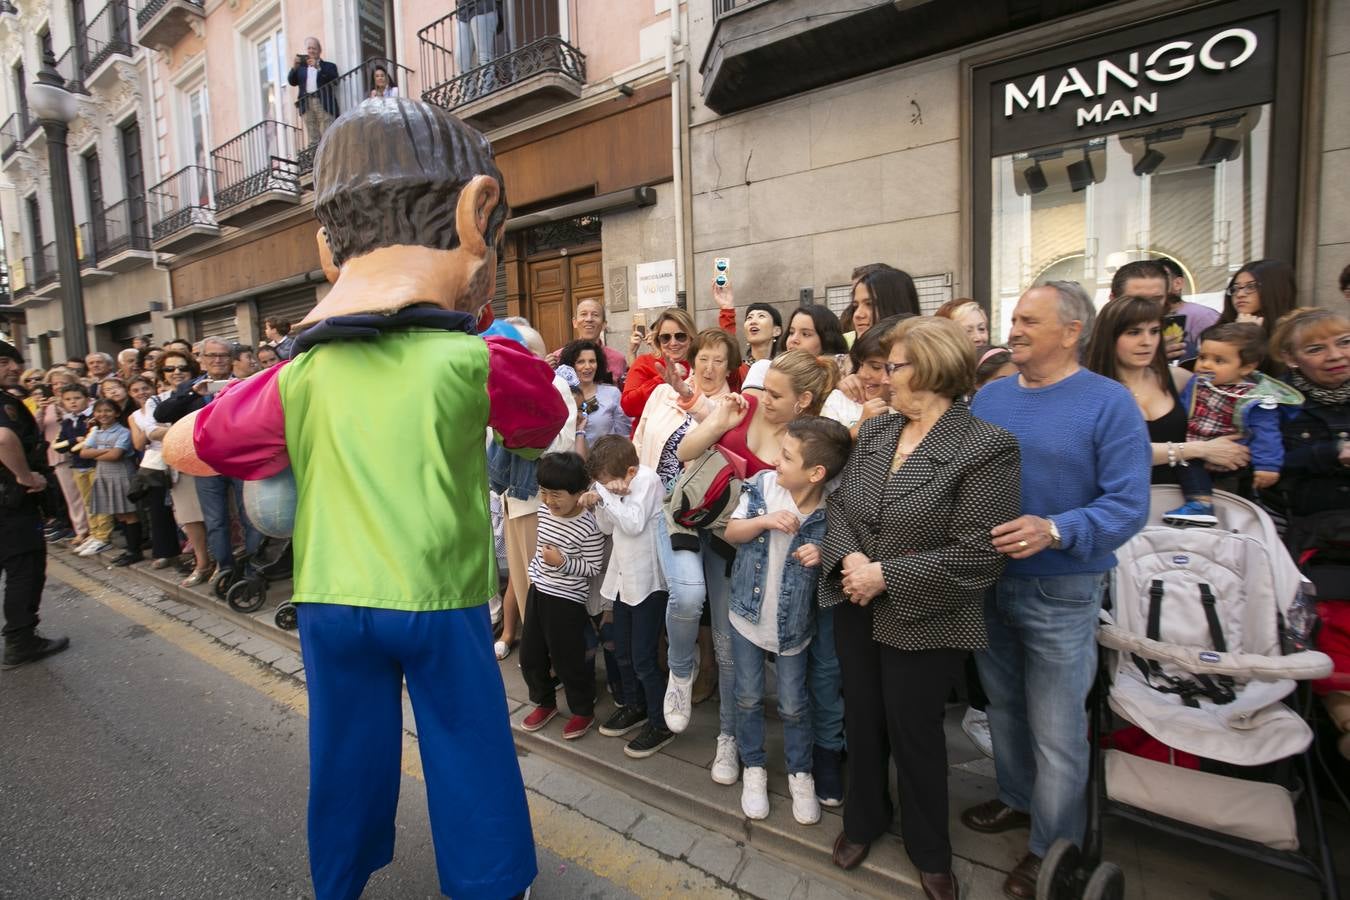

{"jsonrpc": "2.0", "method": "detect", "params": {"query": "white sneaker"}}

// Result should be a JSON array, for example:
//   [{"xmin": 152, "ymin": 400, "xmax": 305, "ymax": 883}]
[
  {"xmin": 663, "ymin": 659, "xmax": 697, "ymax": 734},
  {"xmin": 77, "ymin": 539, "xmax": 110, "ymax": 557},
  {"xmin": 962, "ymin": 707, "xmax": 995, "ymax": 759},
  {"xmin": 788, "ymin": 772, "xmax": 821, "ymax": 825},
  {"xmin": 711, "ymin": 733, "xmax": 739, "ymax": 785},
  {"xmin": 741, "ymin": 766, "xmax": 769, "ymax": 820}
]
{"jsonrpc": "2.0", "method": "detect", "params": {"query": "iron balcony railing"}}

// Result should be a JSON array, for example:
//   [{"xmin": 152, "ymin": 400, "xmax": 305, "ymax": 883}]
[
  {"xmin": 12, "ymin": 257, "xmax": 30, "ymax": 298},
  {"xmin": 35, "ymin": 242, "xmax": 59, "ymax": 289},
  {"xmin": 55, "ymin": 46, "xmax": 89, "ymax": 94},
  {"xmin": 98, "ymin": 197, "xmax": 151, "ymax": 256},
  {"xmin": 149, "ymin": 164, "xmax": 217, "ymax": 240},
  {"xmin": 77, "ymin": 221, "xmax": 99, "ymax": 268},
  {"xmin": 82, "ymin": 0, "xmax": 135, "ymax": 80},
  {"xmin": 1, "ymin": 114, "xmax": 19, "ymax": 160},
  {"xmin": 136, "ymin": 0, "xmax": 202, "ymax": 30},
  {"xmin": 419, "ymin": 0, "xmax": 585, "ymax": 111},
  {"xmin": 713, "ymin": 0, "xmax": 773, "ymax": 17},
  {"xmin": 288, "ymin": 56, "xmax": 416, "ymax": 172},
  {"xmin": 210, "ymin": 119, "xmax": 301, "ymax": 211}
]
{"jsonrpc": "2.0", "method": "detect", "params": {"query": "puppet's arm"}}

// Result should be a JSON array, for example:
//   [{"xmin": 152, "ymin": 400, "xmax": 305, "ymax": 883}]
[{"xmin": 487, "ymin": 336, "xmax": 567, "ymax": 459}]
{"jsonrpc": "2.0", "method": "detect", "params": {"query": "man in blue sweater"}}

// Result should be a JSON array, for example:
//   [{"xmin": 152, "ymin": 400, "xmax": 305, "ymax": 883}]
[{"xmin": 965, "ymin": 282, "xmax": 1150, "ymax": 900}]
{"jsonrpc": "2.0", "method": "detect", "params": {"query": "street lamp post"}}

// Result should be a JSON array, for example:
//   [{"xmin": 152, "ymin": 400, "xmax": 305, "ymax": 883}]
[{"xmin": 27, "ymin": 48, "xmax": 88, "ymax": 359}]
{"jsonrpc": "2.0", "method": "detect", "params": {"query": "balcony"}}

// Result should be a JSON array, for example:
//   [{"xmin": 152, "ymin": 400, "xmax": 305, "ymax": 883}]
[
  {"xmin": 135, "ymin": 0, "xmax": 203, "ymax": 50},
  {"xmin": 701, "ymin": 0, "xmax": 1117, "ymax": 115},
  {"xmin": 81, "ymin": 0, "xmax": 136, "ymax": 91},
  {"xmin": 419, "ymin": 0, "xmax": 585, "ymax": 131},
  {"xmin": 288, "ymin": 57, "xmax": 416, "ymax": 175},
  {"xmin": 149, "ymin": 164, "xmax": 220, "ymax": 252},
  {"xmin": 1, "ymin": 114, "xmax": 20, "ymax": 162},
  {"xmin": 11, "ymin": 257, "xmax": 31, "ymax": 302},
  {"xmin": 34, "ymin": 242, "xmax": 60, "ymax": 296},
  {"xmin": 77, "ymin": 221, "xmax": 116, "ymax": 283},
  {"xmin": 94, "ymin": 198, "xmax": 154, "ymax": 271},
  {"xmin": 55, "ymin": 46, "xmax": 90, "ymax": 95},
  {"xmin": 210, "ymin": 120, "xmax": 301, "ymax": 226}
]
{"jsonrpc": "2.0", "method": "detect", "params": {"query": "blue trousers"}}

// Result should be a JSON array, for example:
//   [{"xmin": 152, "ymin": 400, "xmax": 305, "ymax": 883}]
[
  {"xmin": 809, "ymin": 604, "xmax": 844, "ymax": 752},
  {"xmin": 731, "ymin": 629, "xmax": 813, "ymax": 773},
  {"xmin": 298, "ymin": 602, "xmax": 536, "ymax": 900},
  {"xmin": 658, "ymin": 523, "xmax": 736, "ymax": 736},
  {"xmin": 195, "ymin": 474, "xmax": 262, "ymax": 567},
  {"xmin": 613, "ymin": 590, "xmax": 669, "ymax": 729},
  {"xmin": 977, "ymin": 574, "xmax": 1106, "ymax": 857}
]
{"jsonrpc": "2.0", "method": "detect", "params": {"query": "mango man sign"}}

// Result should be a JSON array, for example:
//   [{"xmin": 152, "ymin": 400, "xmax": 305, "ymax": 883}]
[{"xmin": 989, "ymin": 13, "xmax": 1276, "ymax": 156}]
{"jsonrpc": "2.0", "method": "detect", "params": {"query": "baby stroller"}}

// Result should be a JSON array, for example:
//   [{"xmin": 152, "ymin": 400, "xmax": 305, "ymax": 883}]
[
  {"xmin": 1039, "ymin": 486, "xmax": 1340, "ymax": 900},
  {"xmin": 219, "ymin": 538, "xmax": 293, "ymax": 625}
]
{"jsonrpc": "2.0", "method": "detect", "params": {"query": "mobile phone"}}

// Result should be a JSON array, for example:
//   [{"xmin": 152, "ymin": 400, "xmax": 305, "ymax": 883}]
[
  {"xmin": 714, "ymin": 257, "xmax": 730, "ymax": 286},
  {"xmin": 204, "ymin": 379, "xmax": 231, "ymax": 395},
  {"xmin": 632, "ymin": 313, "xmax": 646, "ymax": 339},
  {"xmin": 1162, "ymin": 313, "xmax": 1186, "ymax": 345}
]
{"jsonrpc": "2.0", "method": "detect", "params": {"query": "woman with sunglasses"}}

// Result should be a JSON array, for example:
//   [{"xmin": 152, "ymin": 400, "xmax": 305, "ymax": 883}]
[
  {"xmin": 558, "ymin": 339, "xmax": 630, "ymax": 451},
  {"xmin": 153, "ymin": 352, "xmax": 213, "ymax": 586},
  {"xmin": 19, "ymin": 369, "xmax": 45, "ymax": 415},
  {"xmin": 620, "ymin": 308, "xmax": 696, "ymax": 429},
  {"xmin": 1219, "ymin": 259, "xmax": 1297, "ymax": 375}
]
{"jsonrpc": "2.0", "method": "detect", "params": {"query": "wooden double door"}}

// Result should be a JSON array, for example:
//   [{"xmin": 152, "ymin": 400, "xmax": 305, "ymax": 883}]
[{"xmin": 526, "ymin": 249, "xmax": 603, "ymax": 354}]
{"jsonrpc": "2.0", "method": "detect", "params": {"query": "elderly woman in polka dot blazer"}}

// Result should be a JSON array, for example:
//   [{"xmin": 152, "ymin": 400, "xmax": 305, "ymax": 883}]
[{"xmin": 818, "ymin": 316, "xmax": 1021, "ymax": 900}]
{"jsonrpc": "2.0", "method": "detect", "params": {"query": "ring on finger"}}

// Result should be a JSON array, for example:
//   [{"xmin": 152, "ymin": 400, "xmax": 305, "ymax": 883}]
[{"xmin": 1018, "ymin": 540, "xmax": 1029, "ymax": 549}]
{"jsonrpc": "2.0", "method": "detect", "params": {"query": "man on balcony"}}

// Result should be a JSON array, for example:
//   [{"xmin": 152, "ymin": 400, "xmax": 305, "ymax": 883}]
[
  {"xmin": 459, "ymin": 0, "xmax": 504, "ymax": 92},
  {"xmin": 287, "ymin": 37, "xmax": 339, "ymax": 147}
]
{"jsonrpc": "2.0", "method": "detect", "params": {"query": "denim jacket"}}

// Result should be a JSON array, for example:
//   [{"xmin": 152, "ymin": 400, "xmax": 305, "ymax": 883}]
[
  {"xmin": 487, "ymin": 439, "xmax": 538, "ymax": 501},
  {"xmin": 729, "ymin": 473, "xmax": 828, "ymax": 654}
]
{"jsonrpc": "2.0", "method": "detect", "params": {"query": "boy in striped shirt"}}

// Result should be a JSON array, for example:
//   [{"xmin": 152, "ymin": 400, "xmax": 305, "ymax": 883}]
[{"xmin": 519, "ymin": 451, "xmax": 608, "ymax": 739}]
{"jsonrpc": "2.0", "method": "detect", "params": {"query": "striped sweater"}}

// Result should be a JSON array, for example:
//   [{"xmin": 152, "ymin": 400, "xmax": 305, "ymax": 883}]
[{"xmin": 528, "ymin": 506, "xmax": 606, "ymax": 603}]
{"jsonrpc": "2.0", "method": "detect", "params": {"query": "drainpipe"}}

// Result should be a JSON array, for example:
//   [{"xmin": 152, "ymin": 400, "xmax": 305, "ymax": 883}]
[{"xmin": 666, "ymin": 17, "xmax": 686, "ymax": 304}]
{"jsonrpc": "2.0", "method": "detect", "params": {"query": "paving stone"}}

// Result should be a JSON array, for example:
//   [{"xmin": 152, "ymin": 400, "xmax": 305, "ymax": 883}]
[
  {"xmin": 174, "ymin": 607, "xmax": 204, "ymax": 623},
  {"xmin": 193, "ymin": 613, "xmax": 224, "ymax": 632},
  {"xmin": 534, "ymin": 770, "xmax": 591, "ymax": 807},
  {"xmin": 735, "ymin": 855, "xmax": 802, "ymax": 899},
  {"xmin": 215, "ymin": 629, "xmax": 250, "ymax": 647},
  {"xmin": 238, "ymin": 638, "xmax": 286, "ymax": 664},
  {"xmin": 271, "ymin": 653, "xmax": 305, "ymax": 675},
  {"xmin": 161, "ymin": 602, "xmax": 190, "ymax": 617},
  {"xmin": 686, "ymin": 833, "xmax": 744, "ymax": 883},
  {"xmin": 575, "ymin": 785, "xmax": 642, "ymax": 834},
  {"xmin": 629, "ymin": 813, "xmax": 701, "ymax": 859},
  {"xmin": 202, "ymin": 622, "xmax": 234, "ymax": 639},
  {"xmin": 516, "ymin": 753, "xmax": 552, "ymax": 790},
  {"xmin": 795, "ymin": 877, "xmax": 869, "ymax": 900}
]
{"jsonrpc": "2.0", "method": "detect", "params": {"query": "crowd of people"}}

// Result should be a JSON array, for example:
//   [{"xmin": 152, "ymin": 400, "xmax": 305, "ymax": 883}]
[
  {"xmin": 4, "ymin": 320, "xmax": 296, "ymax": 584},
  {"xmin": 3, "ymin": 256, "xmax": 1348, "ymax": 900},
  {"xmin": 472, "ymin": 257, "xmax": 1346, "ymax": 900}
]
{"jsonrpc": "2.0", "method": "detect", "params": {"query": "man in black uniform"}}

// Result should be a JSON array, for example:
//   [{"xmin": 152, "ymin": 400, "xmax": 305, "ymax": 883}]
[{"xmin": 0, "ymin": 340, "xmax": 68, "ymax": 669}]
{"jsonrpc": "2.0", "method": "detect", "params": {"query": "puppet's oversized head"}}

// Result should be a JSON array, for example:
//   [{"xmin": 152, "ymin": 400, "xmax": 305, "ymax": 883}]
[{"xmin": 299, "ymin": 98, "xmax": 509, "ymax": 327}]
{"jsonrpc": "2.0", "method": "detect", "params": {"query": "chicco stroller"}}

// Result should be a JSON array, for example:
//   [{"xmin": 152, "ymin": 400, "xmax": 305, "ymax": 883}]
[{"xmin": 1039, "ymin": 486, "xmax": 1341, "ymax": 900}]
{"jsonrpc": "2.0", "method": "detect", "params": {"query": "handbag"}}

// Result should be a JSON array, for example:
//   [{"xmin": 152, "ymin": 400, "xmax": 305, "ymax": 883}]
[
  {"xmin": 126, "ymin": 466, "xmax": 171, "ymax": 503},
  {"xmin": 665, "ymin": 442, "xmax": 746, "ymax": 536}
]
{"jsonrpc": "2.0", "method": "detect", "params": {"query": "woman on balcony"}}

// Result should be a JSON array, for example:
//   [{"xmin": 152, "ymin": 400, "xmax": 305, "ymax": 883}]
[{"xmin": 369, "ymin": 64, "xmax": 400, "ymax": 99}]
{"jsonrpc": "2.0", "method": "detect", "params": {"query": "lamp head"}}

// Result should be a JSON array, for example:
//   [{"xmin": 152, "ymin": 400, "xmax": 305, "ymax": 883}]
[{"xmin": 27, "ymin": 48, "xmax": 77, "ymax": 124}]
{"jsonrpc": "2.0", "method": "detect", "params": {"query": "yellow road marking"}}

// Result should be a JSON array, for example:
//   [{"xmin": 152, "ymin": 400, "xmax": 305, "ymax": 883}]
[{"xmin": 51, "ymin": 559, "xmax": 733, "ymax": 898}]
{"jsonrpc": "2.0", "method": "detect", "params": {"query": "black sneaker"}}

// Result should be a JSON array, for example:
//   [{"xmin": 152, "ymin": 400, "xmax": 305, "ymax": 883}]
[
  {"xmin": 813, "ymin": 744, "xmax": 844, "ymax": 807},
  {"xmin": 2, "ymin": 631, "xmax": 71, "ymax": 670},
  {"xmin": 599, "ymin": 705, "xmax": 648, "ymax": 737},
  {"xmin": 624, "ymin": 723, "xmax": 675, "ymax": 759},
  {"xmin": 110, "ymin": 552, "xmax": 144, "ymax": 568}
]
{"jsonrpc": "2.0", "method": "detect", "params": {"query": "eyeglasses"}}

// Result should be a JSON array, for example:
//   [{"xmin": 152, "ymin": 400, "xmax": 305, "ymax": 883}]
[
  {"xmin": 1226, "ymin": 280, "xmax": 1260, "ymax": 297},
  {"xmin": 884, "ymin": 362, "xmax": 912, "ymax": 376},
  {"xmin": 162, "ymin": 365, "xmax": 193, "ymax": 373},
  {"xmin": 22, "ymin": 376, "xmax": 41, "ymax": 383},
  {"xmin": 657, "ymin": 332, "xmax": 689, "ymax": 345},
  {"xmin": 202, "ymin": 352, "xmax": 231, "ymax": 359}
]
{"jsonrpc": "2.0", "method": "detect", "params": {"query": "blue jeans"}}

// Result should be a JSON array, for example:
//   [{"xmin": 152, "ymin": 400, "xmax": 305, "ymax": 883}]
[
  {"xmin": 976, "ymin": 573, "xmax": 1106, "ymax": 857},
  {"xmin": 658, "ymin": 523, "xmax": 736, "ymax": 736},
  {"xmin": 613, "ymin": 590, "xmax": 668, "ymax": 730},
  {"xmin": 731, "ymin": 629, "xmax": 812, "ymax": 774},
  {"xmin": 196, "ymin": 474, "xmax": 262, "ymax": 568},
  {"xmin": 809, "ymin": 604, "xmax": 844, "ymax": 752}
]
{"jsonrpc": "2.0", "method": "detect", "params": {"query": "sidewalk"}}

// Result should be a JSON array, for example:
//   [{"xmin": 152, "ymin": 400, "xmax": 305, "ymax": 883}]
[{"xmin": 60, "ymin": 547, "xmax": 1345, "ymax": 899}]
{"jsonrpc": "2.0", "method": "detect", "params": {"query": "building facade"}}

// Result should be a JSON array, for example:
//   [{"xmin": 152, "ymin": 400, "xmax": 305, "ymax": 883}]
[
  {"xmin": 687, "ymin": 0, "xmax": 1348, "ymax": 338},
  {"xmin": 0, "ymin": 0, "xmax": 169, "ymax": 365}
]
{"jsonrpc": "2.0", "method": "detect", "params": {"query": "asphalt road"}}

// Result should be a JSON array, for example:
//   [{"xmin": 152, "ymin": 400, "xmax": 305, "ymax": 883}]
[{"xmin": 0, "ymin": 572, "xmax": 638, "ymax": 900}]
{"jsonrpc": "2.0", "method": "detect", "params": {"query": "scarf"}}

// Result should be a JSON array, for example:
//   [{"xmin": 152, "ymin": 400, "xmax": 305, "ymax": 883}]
[{"xmin": 1288, "ymin": 368, "xmax": 1350, "ymax": 406}]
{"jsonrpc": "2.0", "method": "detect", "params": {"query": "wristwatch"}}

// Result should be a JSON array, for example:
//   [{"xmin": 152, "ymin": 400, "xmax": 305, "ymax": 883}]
[{"xmin": 1047, "ymin": 518, "xmax": 1062, "ymax": 550}]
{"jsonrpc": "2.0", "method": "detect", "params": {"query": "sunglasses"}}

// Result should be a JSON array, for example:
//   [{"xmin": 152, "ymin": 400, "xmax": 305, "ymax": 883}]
[
  {"xmin": 162, "ymin": 365, "xmax": 193, "ymax": 373},
  {"xmin": 657, "ymin": 332, "xmax": 689, "ymax": 345}
]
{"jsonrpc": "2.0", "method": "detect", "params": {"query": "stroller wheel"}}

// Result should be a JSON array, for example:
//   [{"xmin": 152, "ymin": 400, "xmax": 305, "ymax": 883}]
[
  {"xmin": 274, "ymin": 603, "xmax": 298, "ymax": 631},
  {"xmin": 213, "ymin": 569, "xmax": 237, "ymax": 600},
  {"xmin": 226, "ymin": 578, "xmax": 267, "ymax": 614},
  {"xmin": 1036, "ymin": 839, "xmax": 1083, "ymax": 900},
  {"xmin": 1081, "ymin": 862, "xmax": 1124, "ymax": 900}
]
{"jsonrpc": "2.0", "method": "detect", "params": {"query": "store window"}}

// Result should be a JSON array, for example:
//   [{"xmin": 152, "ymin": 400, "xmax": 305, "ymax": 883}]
[{"xmin": 972, "ymin": 1, "xmax": 1304, "ymax": 340}]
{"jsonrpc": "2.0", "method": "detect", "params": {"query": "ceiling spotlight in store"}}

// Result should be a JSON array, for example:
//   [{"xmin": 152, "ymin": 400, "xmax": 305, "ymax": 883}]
[
  {"xmin": 1024, "ymin": 162, "xmax": 1048, "ymax": 194},
  {"xmin": 1067, "ymin": 152, "xmax": 1096, "ymax": 192},
  {"xmin": 1134, "ymin": 146, "xmax": 1165, "ymax": 176},
  {"xmin": 1198, "ymin": 131, "xmax": 1240, "ymax": 167}
]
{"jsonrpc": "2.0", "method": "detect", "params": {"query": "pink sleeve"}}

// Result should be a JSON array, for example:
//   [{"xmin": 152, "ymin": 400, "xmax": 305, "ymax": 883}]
[
  {"xmin": 487, "ymin": 336, "xmax": 567, "ymax": 452},
  {"xmin": 194, "ymin": 363, "xmax": 291, "ymax": 480}
]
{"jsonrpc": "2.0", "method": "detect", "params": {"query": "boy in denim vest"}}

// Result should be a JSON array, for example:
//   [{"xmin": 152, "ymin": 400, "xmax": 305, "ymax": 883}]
[{"xmin": 723, "ymin": 416, "xmax": 852, "ymax": 825}]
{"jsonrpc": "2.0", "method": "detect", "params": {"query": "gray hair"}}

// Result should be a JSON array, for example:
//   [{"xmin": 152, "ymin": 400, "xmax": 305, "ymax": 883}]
[
  {"xmin": 201, "ymin": 337, "xmax": 232, "ymax": 352},
  {"xmin": 1043, "ymin": 280, "xmax": 1095, "ymax": 353},
  {"xmin": 117, "ymin": 348, "xmax": 139, "ymax": 363},
  {"xmin": 305, "ymin": 36, "xmax": 322, "ymax": 52},
  {"xmin": 87, "ymin": 351, "xmax": 114, "ymax": 365}
]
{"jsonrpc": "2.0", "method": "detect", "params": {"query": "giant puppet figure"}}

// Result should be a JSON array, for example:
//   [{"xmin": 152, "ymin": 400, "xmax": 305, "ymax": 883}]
[{"xmin": 164, "ymin": 98, "xmax": 566, "ymax": 899}]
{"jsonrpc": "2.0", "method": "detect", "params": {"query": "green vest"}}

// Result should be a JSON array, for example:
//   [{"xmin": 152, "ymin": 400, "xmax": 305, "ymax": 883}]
[{"xmin": 277, "ymin": 329, "xmax": 496, "ymax": 611}]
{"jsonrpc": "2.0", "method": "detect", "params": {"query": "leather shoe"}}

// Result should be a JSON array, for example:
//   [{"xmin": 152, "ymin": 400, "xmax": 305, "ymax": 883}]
[
  {"xmin": 1002, "ymin": 852, "xmax": 1041, "ymax": 900},
  {"xmin": 831, "ymin": 831, "xmax": 870, "ymax": 870},
  {"xmin": 960, "ymin": 798, "xmax": 1030, "ymax": 834},
  {"xmin": 921, "ymin": 870, "xmax": 959, "ymax": 900}
]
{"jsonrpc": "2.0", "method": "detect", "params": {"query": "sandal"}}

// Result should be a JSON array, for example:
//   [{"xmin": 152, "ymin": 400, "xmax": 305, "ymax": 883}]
[
  {"xmin": 494, "ymin": 639, "xmax": 517, "ymax": 661},
  {"xmin": 180, "ymin": 567, "xmax": 215, "ymax": 588}
]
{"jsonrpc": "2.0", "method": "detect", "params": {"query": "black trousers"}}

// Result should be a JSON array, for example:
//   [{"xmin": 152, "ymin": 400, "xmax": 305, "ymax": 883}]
[
  {"xmin": 834, "ymin": 599, "xmax": 964, "ymax": 873},
  {"xmin": 519, "ymin": 585, "xmax": 595, "ymax": 717},
  {"xmin": 143, "ymin": 483, "xmax": 180, "ymax": 560},
  {"xmin": 1, "ymin": 510, "xmax": 47, "ymax": 637}
]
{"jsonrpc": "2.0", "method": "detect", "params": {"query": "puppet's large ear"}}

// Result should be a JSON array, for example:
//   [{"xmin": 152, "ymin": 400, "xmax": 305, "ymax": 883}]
[
  {"xmin": 316, "ymin": 227, "xmax": 340, "ymax": 283},
  {"xmin": 455, "ymin": 175, "xmax": 502, "ymax": 261}
]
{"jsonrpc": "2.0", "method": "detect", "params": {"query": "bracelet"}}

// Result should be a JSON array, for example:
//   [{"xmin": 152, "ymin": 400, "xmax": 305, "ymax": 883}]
[{"xmin": 1166, "ymin": 442, "xmax": 1189, "ymax": 468}]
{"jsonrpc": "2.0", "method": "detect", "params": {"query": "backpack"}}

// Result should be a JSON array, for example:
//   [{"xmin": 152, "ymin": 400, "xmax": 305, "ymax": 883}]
[{"xmin": 665, "ymin": 442, "xmax": 746, "ymax": 541}]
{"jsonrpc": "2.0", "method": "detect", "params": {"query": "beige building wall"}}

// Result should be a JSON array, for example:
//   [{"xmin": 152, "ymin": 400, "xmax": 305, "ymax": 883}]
[
  {"xmin": 598, "ymin": 178, "xmax": 678, "ymax": 342},
  {"xmin": 1313, "ymin": 0, "xmax": 1350, "ymax": 315}
]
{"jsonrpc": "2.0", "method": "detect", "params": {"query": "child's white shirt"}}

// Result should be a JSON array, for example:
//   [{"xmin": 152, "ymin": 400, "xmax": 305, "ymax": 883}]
[{"xmin": 592, "ymin": 465, "xmax": 667, "ymax": 606}]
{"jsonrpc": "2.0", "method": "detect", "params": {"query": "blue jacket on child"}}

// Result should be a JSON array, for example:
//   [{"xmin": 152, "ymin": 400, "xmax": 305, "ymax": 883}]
[
  {"xmin": 1179, "ymin": 373, "xmax": 1302, "ymax": 473},
  {"xmin": 729, "ymin": 472, "xmax": 828, "ymax": 654}
]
